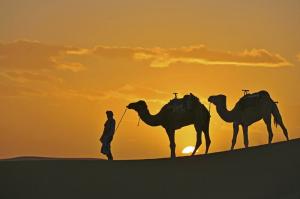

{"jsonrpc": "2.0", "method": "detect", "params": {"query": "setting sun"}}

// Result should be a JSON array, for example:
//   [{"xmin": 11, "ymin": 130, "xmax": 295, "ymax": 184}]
[{"xmin": 182, "ymin": 146, "xmax": 196, "ymax": 154}]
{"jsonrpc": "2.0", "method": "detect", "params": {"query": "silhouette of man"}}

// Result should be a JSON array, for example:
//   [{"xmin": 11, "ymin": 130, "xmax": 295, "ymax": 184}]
[{"xmin": 100, "ymin": 111, "xmax": 116, "ymax": 160}]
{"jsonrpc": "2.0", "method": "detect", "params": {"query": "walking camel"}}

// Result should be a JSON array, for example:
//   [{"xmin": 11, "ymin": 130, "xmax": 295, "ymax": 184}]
[
  {"xmin": 127, "ymin": 93, "xmax": 211, "ymax": 158},
  {"xmin": 208, "ymin": 90, "xmax": 289, "ymax": 150}
]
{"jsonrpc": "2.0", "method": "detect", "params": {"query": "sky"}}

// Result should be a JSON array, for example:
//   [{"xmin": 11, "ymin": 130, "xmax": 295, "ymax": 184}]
[{"xmin": 0, "ymin": 0, "xmax": 300, "ymax": 159}]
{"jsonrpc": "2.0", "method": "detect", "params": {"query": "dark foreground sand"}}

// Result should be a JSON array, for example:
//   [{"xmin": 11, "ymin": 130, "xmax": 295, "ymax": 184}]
[{"xmin": 1, "ymin": 139, "xmax": 300, "ymax": 199}]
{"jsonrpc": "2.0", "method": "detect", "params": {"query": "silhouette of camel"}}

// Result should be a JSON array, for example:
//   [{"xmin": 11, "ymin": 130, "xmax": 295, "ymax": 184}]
[
  {"xmin": 127, "ymin": 93, "xmax": 211, "ymax": 158},
  {"xmin": 208, "ymin": 90, "xmax": 289, "ymax": 150}
]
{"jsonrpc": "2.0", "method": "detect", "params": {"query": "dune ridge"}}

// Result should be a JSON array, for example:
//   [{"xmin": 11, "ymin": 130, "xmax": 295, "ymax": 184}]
[{"xmin": 1, "ymin": 139, "xmax": 300, "ymax": 199}]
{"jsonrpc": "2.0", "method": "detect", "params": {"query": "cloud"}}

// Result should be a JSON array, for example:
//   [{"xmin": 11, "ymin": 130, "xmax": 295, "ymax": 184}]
[
  {"xmin": 51, "ymin": 57, "xmax": 85, "ymax": 72},
  {"xmin": 0, "ymin": 40, "xmax": 292, "ymax": 101},
  {"xmin": 76, "ymin": 45, "xmax": 291, "ymax": 68},
  {"xmin": 65, "ymin": 48, "xmax": 90, "ymax": 55},
  {"xmin": 0, "ymin": 40, "xmax": 85, "ymax": 72},
  {"xmin": 1, "ymin": 71, "xmax": 63, "ymax": 83},
  {"xmin": 0, "ymin": 83, "xmax": 170, "ymax": 107},
  {"xmin": 0, "ymin": 81, "xmax": 102, "ymax": 99},
  {"xmin": 0, "ymin": 41, "xmax": 291, "ymax": 71},
  {"xmin": 132, "ymin": 46, "xmax": 291, "ymax": 68},
  {"xmin": 92, "ymin": 46, "xmax": 154, "ymax": 58}
]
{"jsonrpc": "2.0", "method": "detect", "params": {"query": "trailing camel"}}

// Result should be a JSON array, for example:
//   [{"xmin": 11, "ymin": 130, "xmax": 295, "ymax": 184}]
[{"xmin": 208, "ymin": 90, "xmax": 289, "ymax": 150}]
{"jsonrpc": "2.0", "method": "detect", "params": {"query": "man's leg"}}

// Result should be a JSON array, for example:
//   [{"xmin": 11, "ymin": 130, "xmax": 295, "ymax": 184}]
[
  {"xmin": 106, "ymin": 143, "xmax": 113, "ymax": 160},
  {"xmin": 107, "ymin": 152, "xmax": 113, "ymax": 160},
  {"xmin": 100, "ymin": 143, "xmax": 105, "ymax": 155}
]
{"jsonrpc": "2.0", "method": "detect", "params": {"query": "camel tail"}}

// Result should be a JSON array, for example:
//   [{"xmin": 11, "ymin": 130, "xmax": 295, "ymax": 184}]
[{"xmin": 271, "ymin": 102, "xmax": 282, "ymax": 128}]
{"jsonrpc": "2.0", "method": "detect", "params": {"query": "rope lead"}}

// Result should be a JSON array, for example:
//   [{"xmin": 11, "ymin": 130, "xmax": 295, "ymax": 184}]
[{"xmin": 115, "ymin": 108, "xmax": 128, "ymax": 132}]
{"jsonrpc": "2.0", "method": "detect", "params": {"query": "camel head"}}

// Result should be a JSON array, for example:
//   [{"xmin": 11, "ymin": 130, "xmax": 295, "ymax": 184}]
[
  {"xmin": 127, "ymin": 100, "xmax": 147, "ymax": 112},
  {"xmin": 208, "ymin": 95, "xmax": 227, "ymax": 106}
]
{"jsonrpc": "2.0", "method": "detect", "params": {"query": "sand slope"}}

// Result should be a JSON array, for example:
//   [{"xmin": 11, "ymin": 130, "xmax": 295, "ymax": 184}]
[{"xmin": 1, "ymin": 139, "xmax": 300, "ymax": 199}]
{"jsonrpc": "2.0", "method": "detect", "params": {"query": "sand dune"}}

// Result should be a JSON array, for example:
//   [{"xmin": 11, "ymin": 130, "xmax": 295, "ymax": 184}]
[{"xmin": 1, "ymin": 139, "xmax": 300, "ymax": 199}]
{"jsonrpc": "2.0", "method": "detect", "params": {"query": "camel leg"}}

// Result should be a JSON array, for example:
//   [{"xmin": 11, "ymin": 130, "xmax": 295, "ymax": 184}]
[
  {"xmin": 278, "ymin": 120, "xmax": 289, "ymax": 141},
  {"xmin": 242, "ymin": 125, "xmax": 249, "ymax": 148},
  {"xmin": 231, "ymin": 123, "xmax": 239, "ymax": 150},
  {"xmin": 167, "ymin": 130, "xmax": 176, "ymax": 159},
  {"xmin": 203, "ymin": 128, "xmax": 211, "ymax": 154},
  {"xmin": 263, "ymin": 115, "xmax": 273, "ymax": 144},
  {"xmin": 192, "ymin": 124, "xmax": 202, "ymax": 156}
]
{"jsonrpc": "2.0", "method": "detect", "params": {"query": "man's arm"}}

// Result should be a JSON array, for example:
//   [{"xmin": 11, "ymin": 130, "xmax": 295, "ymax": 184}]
[
  {"xmin": 100, "ymin": 122, "xmax": 108, "ymax": 142},
  {"xmin": 100, "ymin": 134, "xmax": 104, "ymax": 142}
]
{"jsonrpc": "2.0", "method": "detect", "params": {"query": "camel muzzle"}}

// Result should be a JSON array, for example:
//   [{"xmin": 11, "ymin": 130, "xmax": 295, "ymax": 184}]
[{"xmin": 126, "ymin": 104, "xmax": 133, "ymax": 109}]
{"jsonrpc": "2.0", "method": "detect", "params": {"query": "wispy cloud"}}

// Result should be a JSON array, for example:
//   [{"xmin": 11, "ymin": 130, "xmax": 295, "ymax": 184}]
[
  {"xmin": 85, "ymin": 45, "xmax": 291, "ymax": 68},
  {"xmin": 0, "ymin": 40, "xmax": 85, "ymax": 72},
  {"xmin": 65, "ymin": 48, "xmax": 90, "ymax": 55},
  {"xmin": 133, "ymin": 46, "xmax": 291, "ymax": 68},
  {"xmin": 51, "ymin": 57, "xmax": 85, "ymax": 72},
  {"xmin": 0, "ymin": 40, "xmax": 293, "ymax": 102},
  {"xmin": 0, "ymin": 40, "xmax": 292, "ymax": 71},
  {"xmin": 1, "ymin": 71, "xmax": 63, "ymax": 83},
  {"xmin": 0, "ymin": 75, "xmax": 171, "ymax": 107}
]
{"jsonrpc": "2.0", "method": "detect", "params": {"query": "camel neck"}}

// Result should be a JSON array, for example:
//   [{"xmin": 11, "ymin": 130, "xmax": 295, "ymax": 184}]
[
  {"xmin": 216, "ymin": 100, "xmax": 235, "ymax": 123},
  {"xmin": 138, "ymin": 107, "xmax": 161, "ymax": 127}
]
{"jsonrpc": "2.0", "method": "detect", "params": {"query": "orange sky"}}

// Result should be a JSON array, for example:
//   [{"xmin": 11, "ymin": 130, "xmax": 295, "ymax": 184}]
[{"xmin": 0, "ymin": 0, "xmax": 300, "ymax": 159}]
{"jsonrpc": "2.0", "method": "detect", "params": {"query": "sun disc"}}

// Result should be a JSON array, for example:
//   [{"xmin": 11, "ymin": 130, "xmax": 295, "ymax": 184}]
[{"xmin": 182, "ymin": 146, "xmax": 195, "ymax": 154}]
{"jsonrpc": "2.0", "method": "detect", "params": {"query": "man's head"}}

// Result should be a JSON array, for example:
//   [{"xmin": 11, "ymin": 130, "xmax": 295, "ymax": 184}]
[{"xmin": 106, "ymin": 110, "xmax": 114, "ymax": 119}]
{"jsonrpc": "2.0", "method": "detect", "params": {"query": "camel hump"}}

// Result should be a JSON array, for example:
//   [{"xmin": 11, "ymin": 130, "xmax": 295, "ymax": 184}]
[
  {"xmin": 184, "ymin": 93, "xmax": 199, "ymax": 102},
  {"xmin": 237, "ymin": 90, "xmax": 271, "ymax": 109},
  {"xmin": 165, "ymin": 93, "xmax": 200, "ymax": 112},
  {"xmin": 257, "ymin": 90, "xmax": 271, "ymax": 98},
  {"xmin": 241, "ymin": 90, "xmax": 270, "ymax": 100}
]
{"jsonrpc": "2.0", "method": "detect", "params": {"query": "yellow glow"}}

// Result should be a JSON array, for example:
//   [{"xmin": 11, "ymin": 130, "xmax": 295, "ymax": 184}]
[
  {"xmin": 182, "ymin": 146, "xmax": 196, "ymax": 154},
  {"xmin": 0, "ymin": 1, "xmax": 299, "ymax": 160}
]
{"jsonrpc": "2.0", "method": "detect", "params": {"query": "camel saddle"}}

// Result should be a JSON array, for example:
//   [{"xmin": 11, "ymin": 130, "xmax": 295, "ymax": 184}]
[
  {"xmin": 237, "ymin": 91, "xmax": 265, "ymax": 110},
  {"xmin": 166, "ymin": 93, "xmax": 199, "ymax": 113}
]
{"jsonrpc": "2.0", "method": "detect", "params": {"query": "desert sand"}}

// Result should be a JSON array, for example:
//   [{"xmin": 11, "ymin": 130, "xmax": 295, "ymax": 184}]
[{"xmin": 1, "ymin": 139, "xmax": 299, "ymax": 199}]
